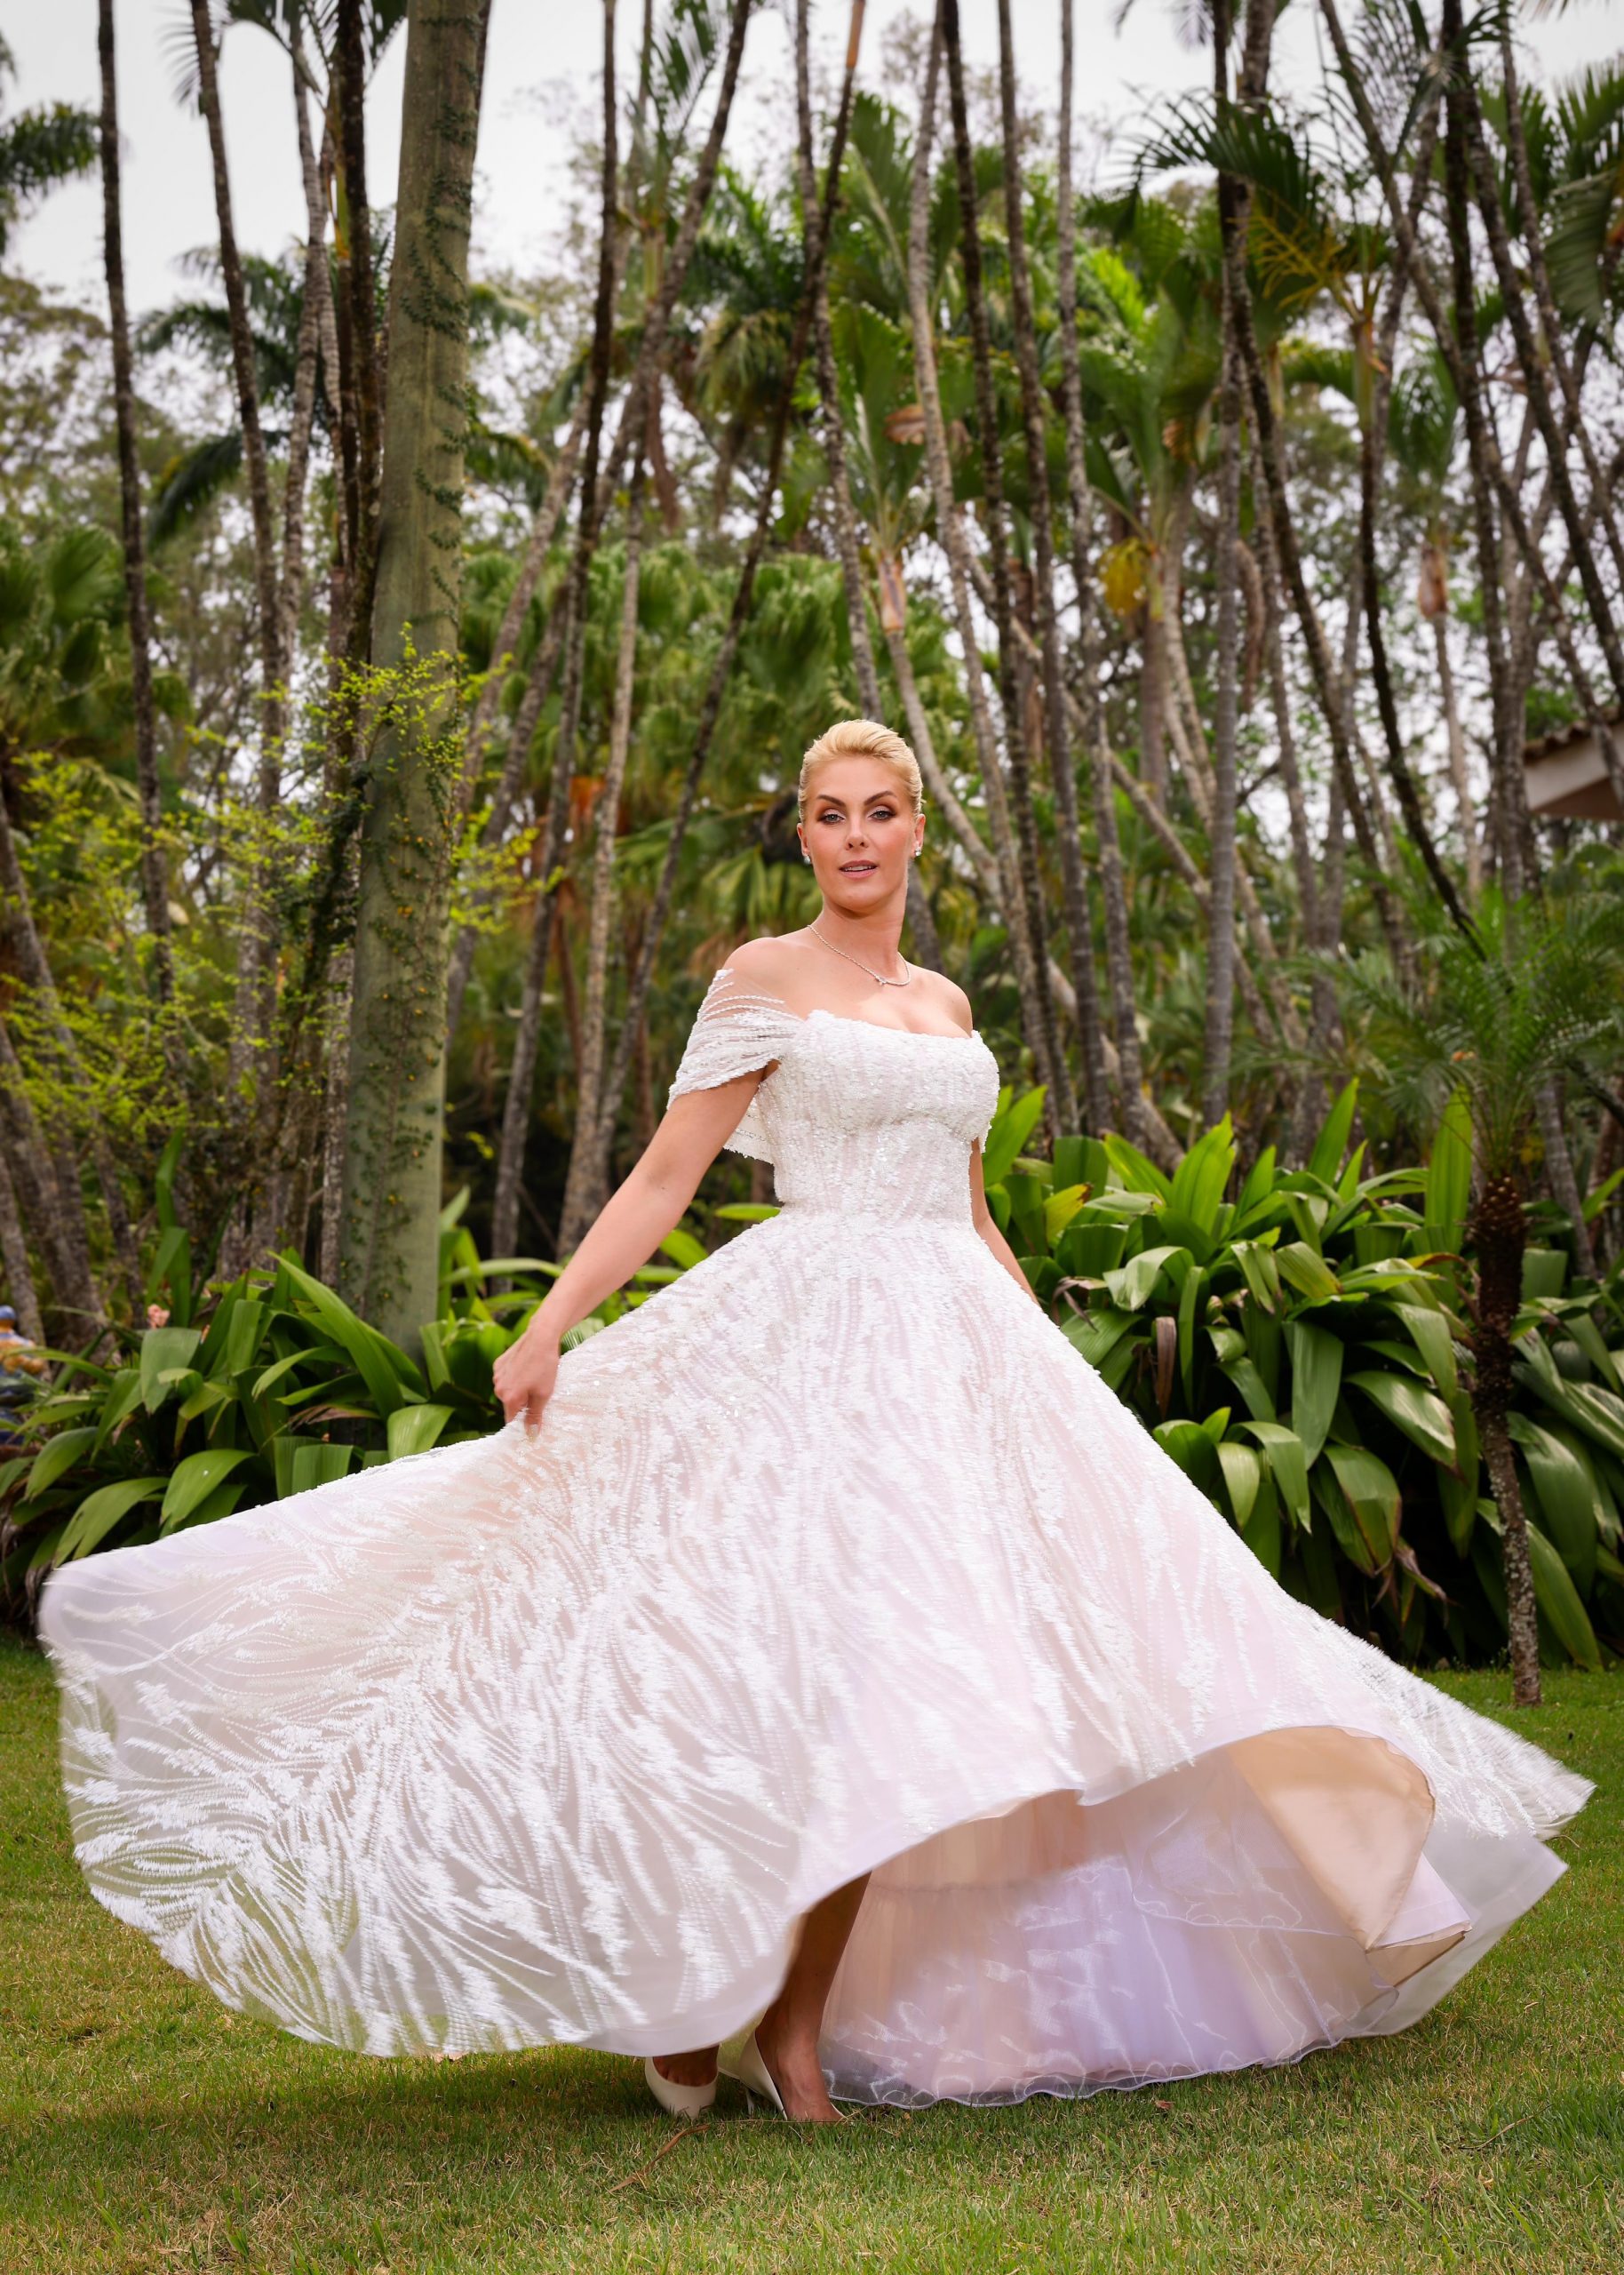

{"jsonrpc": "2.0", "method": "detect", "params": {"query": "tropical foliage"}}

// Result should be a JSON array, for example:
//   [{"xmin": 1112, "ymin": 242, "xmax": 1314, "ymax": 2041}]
[{"xmin": 2, "ymin": 3, "xmax": 1623, "ymax": 1698}]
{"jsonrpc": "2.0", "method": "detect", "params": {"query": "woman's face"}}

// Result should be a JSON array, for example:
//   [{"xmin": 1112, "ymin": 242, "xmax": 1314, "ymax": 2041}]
[{"xmin": 798, "ymin": 758, "xmax": 922, "ymax": 911}]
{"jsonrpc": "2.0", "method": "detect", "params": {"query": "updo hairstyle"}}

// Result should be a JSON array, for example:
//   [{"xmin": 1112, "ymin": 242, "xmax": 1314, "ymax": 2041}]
[{"xmin": 797, "ymin": 718, "xmax": 926, "ymax": 823}]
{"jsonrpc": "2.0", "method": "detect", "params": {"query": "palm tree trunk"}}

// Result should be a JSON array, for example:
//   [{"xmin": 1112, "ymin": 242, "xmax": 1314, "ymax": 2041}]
[
  {"xmin": 1432, "ymin": 610, "xmax": 1482, "ymax": 895},
  {"xmin": 1469, "ymin": 1169, "xmax": 1542, "ymax": 1707},
  {"xmin": 277, "ymin": 38, "xmax": 326, "ymax": 670},
  {"xmin": 337, "ymin": 0, "xmax": 489, "ymax": 1345},
  {"xmin": 794, "ymin": 0, "xmax": 882, "ymax": 722},
  {"xmin": 558, "ymin": 451, "xmax": 648, "ymax": 1252},
  {"xmin": 1205, "ymin": 0, "xmax": 1243, "ymax": 1126},
  {"xmin": 996, "ymin": 0, "xmax": 1108, "ymax": 1131},
  {"xmin": 189, "ymin": 0, "xmax": 287, "ymax": 1116},
  {"xmin": 99, "ymin": 0, "xmax": 171, "ymax": 1006},
  {"xmin": 942, "ymin": 0, "xmax": 1072, "ymax": 1138},
  {"xmin": 491, "ymin": 0, "xmax": 752, "ymax": 1259},
  {"xmin": 335, "ymin": 0, "xmax": 383, "ymax": 659},
  {"xmin": 490, "ymin": 1, "xmax": 622, "ymax": 1270},
  {"xmin": 0, "ymin": 1150, "xmax": 43, "ymax": 1345},
  {"xmin": 903, "ymin": 19, "xmax": 1045, "ymax": 1055},
  {"xmin": 1058, "ymin": 0, "xmax": 1143, "ymax": 1145}
]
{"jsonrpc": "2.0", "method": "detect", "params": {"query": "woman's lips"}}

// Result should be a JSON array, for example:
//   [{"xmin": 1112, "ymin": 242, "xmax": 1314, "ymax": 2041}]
[{"xmin": 840, "ymin": 860, "xmax": 876, "ymax": 873}]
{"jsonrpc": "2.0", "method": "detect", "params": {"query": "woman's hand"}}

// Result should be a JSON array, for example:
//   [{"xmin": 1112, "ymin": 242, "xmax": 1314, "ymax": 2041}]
[{"xmin": 493, "ymin": 1323, "xmax": 561, "ymax": 1435}]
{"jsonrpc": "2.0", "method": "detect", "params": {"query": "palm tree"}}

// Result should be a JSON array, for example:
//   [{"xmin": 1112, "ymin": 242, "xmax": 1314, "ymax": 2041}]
[
  {"xmin": 1339, "ymin": 892, "xmax": 1624, "ymax": 1707},
  {"xmin": 0, "ymin": 37, "xmax": 96, "ymax": 251}
]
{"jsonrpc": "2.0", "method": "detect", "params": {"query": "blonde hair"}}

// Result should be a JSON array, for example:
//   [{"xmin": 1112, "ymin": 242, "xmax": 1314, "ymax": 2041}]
[{"xmin": 797, "ymin": 718, "xmax": 925, "ymax": 821}]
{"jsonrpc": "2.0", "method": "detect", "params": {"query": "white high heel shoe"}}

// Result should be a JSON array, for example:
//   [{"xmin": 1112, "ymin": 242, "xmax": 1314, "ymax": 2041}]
[
  {"xmin": 642, "ymin": 2055, "xmax": 717, "ymax": 2119},
  {"xmin": 718, "ymin": 2028, "xmax": 786, "ymax": 2115}
]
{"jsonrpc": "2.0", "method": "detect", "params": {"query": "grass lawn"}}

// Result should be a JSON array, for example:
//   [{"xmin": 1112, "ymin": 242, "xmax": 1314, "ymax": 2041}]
[{"xmin": 3, "ymin": 1633, "xmax": 1620, "ymax": 2275}]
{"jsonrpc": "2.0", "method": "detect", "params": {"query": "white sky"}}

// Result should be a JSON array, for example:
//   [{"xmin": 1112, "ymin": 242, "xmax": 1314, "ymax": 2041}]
[{"xmin": 7, "ymin": 0, "xmax": 1618, "ymax": 327}]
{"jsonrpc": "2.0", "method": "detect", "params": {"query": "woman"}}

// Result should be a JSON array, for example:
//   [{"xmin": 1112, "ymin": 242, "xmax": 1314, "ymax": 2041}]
[{"xmin": 39, "ymin": 718, "xmax": 1593, "ymax": 2129}]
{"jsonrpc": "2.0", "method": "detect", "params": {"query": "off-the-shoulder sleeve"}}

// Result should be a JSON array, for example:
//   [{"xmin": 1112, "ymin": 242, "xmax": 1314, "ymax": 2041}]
[{"xmin": 666, "ymin": 964, "xmax": 803, "ymax": 1162}]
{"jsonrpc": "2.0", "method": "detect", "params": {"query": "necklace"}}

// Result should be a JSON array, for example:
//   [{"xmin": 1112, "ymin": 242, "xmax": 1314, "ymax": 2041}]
[{"xmin": 809, "ymin": 921, "xmax": 912, "ymax": 987}]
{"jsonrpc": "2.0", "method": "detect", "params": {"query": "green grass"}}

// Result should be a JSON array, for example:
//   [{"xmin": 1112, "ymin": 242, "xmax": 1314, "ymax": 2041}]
[{"xmin": 3, "ymin": 1634, "xmax": 1620, "ymax": 2275}]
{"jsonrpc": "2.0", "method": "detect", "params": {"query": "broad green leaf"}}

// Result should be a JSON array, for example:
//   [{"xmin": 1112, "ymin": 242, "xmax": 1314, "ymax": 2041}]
[
  {"xmin": 1105, "ymin": 1244, "xmax": 1183, "ymax": 1312},
  {"xmin": 1061, "ymin": 1307, "xmax": 1137, "ymax": 1369},
  {"xmin": 1221, "ymin": 1356, "xmax": 1277, "ymax": 1423},
  {"xmin": 1510, "ymin": 1416, "xmax": 1599, "ymax": 1594},
  {"xmin": 1276, "ymin": 1242, "xmax": 1341, "ymax": 1304},
  {"xmin": 1230, "ymin": 1237, "xmax": 1281, "ymax": 1314},
  {"xmin": 1240, "ymin": 1421, "xmax": 1310, "ymax": 1530},
  {"xmin": 160, "ymin": 1447, "xmax": 256, "ymax": 1530},
  {"xmin": 1525, "ymin": 1521, "xmax": 1603, "ymax": 1671},
  {"xmin": 1045, "ymin": 1182, "xmax": 1089, "ymax": 1246},
  {"xmin": 1056, "ymin": 1219, "xmax": 1129, "ymax": 1280},
  {"xmin": 1178, "ymin": 1263, "xmax": 1205, "ymax": 1401},
  {"xmin": 58, "ymin": 1476, "xmax": 166, "ymax": 1561},
  {"xmin": 1521, "ymin": 1248, "xmax": 1568, "ymax": 1301},
  {"xmin": 1233, "ymin": 1145, "xmax": 1278, "ymax": 1224},
  {"xmin": 1394, "ymin": 1305, "xmax": 1459, "ymax": 1400},
  {"xmin": 1239, "ymin": 1471, "xmax": 1282, "ymax": 1577},
  {"xmin": 22, "ymin": 1428, "xmax": 97, "ymax": 1501},
  {"xmin": 1441, "ymin": 1393, "xmax": 1481, "ymax": 1554},
  {"xmin": 1169, "ymin": 1119, "xmax": 1235, "ymax": 1236},
  {"xmin": 1102, "ymin": 1132, "xmax": 1173, "ymax": 1201},
  {"xmin": 1287, "ymin": 1320, "xmax": 1343, "ymax": 1467},
  {"xmin": 1306, "ymin": 1080, "xmax": 1358, "ymax": 1186},
  {"xmin": 224, "ymin": 1298, "xmax": 269, "ymax": 1378},
  {"xmin": 1346, "ymin": 1371, "xmax": 1457, "ymax": 1469},
  {"xmin": 659, "ymin": 1226, "xmax": 708, "ymax": 1271},
  {"xmin": 1325, "ymin": 1444, "xmax": 1400, "ymax": 1569},
  {"xmin": 92, "ymin": 1369, "xmax": 144, "ymax": 1455},
  {"xmin": 1424, "ymin": 1088, "xmax": 1472, "ymax": 1258},
  {"xmin": 286, "ymin": 1441, "xmax": 356, "ymax": 1497},
  {"xmin": 386, "ymin": 1403, "xmax": 457, "ymax": 1461},
  {"xmin": 983, "ymin": 1085, "xmax": 1047, "ymax": 1189},
  {"xmin": 1563, "ymin": 1312, "xmax": 1620, "ymax": 1395},
  {"xmin": 1199, "ymin": 1407, "xmax": 1232, "ymax": 1446},
  {"xmin": 1217, "ymin": 1440, "xmax": 1262, "ymax": 1527},
  {"xmin": 1153, "ymin": 1418, "xmax": 1218, "ymax": 1490},
  {"xmin": 140, "ymin": 1326, "xmax": 202, "ymax": 1413},
  {"xmin": 275, "ymin": 1255, "xmax": 424, "ymax": 1413}
]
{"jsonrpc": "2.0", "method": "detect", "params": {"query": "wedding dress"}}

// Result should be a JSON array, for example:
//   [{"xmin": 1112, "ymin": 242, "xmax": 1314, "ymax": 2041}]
[{"xmin": 39, "ymin": 965, "xmax": 1595, "ymax": 2107}]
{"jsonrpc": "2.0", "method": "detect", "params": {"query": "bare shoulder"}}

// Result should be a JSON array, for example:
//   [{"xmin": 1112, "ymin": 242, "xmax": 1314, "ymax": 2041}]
[{"xmin": 720, "ymin": 934, "xmax": 808, "ymax": 995}]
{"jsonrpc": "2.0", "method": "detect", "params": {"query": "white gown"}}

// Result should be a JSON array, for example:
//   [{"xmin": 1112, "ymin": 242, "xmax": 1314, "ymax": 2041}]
[{"xmin": 39, "ymin": 965, "xmax": 1596, "ymax": 2106}]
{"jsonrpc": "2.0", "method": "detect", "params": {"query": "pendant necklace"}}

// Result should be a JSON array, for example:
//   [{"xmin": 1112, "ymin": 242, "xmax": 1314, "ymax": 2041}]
[{"xmin": 809, "ymin": 922, "xmax": 912, "ymax": 988}]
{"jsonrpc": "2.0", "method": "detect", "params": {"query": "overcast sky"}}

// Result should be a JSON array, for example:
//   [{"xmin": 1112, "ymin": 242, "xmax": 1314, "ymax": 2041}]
[{"xmin": 7, "ymin": 1, "xmax": 1615, "ymax": 326}]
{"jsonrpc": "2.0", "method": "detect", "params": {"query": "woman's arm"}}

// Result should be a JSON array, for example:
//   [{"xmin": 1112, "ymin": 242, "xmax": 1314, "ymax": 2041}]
[
  {"xmin": 968, "ymin": 1142, "xmax": 1045, "ymax": 1305},
  {"xmin": 492, "ymin": 1066, "xmax": 775, "ymax": 1431}
]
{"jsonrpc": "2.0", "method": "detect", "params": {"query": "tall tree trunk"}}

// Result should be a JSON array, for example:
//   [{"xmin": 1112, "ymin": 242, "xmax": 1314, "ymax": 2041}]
[
  {"xmin": 1204, "ymin": 0, "xmax": 1243, "ymax": 1127},
  {"xmin": 996, "ymin": 0, "xmax": 1108, "ymax": 1131},
  {"xmin": 942, "ymin": 0, "xmax": 1072, "ymax": 1138},
  {"xmin": 335, "ymin": 0, "xmax": 383, "ymax": 661},
  {"xmin": 1058, "ymin": 0, "xmax": 1142, "ymax": 1144},
  {"xmin": 794, "ymin": 3, "xmax": 881, "ymax": 721},
  {"xmin": 558, "ymin": 451, "xmax": 648, "ymax": 1251},
  {"xmin": 99, "ymin": 0, "xmax": 171, "ymax": 1006},
  {"xmin": 904, "ymin": 17, "xmax": 1045, "ymax": 1057},
  {"xmin": 0, "ymin": 1149, "xmax": 43, "ymax": 1346},
  {"xmin": 1469, "ymin": 1170, "xmax": 1543, "ymax": 1706},
  {"xmin": 277, "ymin": 37, "xmax": 326, "ymax": 668},
  {"xmin": 189, "ymin": 0, "xmax": 287, "ymax": 1107},
  {"xmin": 490, "ymin": 0, "xmax": 752, "ymax": 1262},
  {"xmin": 0, "ymin": 1017, "xmax": 101, "ymax": 1337},
  {"xmin": 337, "ymin": 0, "xmax": 489, "ymax": 1344},
  {"xmin": 1432, "ymin": 606, "xmax": 1482, "ymax": 895},
  {"xmin": 0, "ymin": 802, "xmax": 137, "ymax": 1297},
  {"xmin": 490, "ymin": 6, "xmax": 622, "ymax": 1270}
]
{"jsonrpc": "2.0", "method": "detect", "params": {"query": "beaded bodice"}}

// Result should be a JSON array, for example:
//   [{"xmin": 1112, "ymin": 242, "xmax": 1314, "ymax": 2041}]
[{"xmin": 666, "ymin": 965, "xmax": 1001, "ymax": 1225}]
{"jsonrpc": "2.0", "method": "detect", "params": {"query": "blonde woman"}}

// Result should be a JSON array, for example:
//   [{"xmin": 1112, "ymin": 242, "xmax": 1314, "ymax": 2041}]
[{"xmin": 40, "ymin": 720, "xmax": 1592, "ymax": 2127}]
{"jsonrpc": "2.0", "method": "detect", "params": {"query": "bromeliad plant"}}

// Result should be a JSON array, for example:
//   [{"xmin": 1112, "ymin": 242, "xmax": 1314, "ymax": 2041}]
[{"xmin": 979, "ymin": 1074, "xmax": 1624, "ymax": 1680}]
